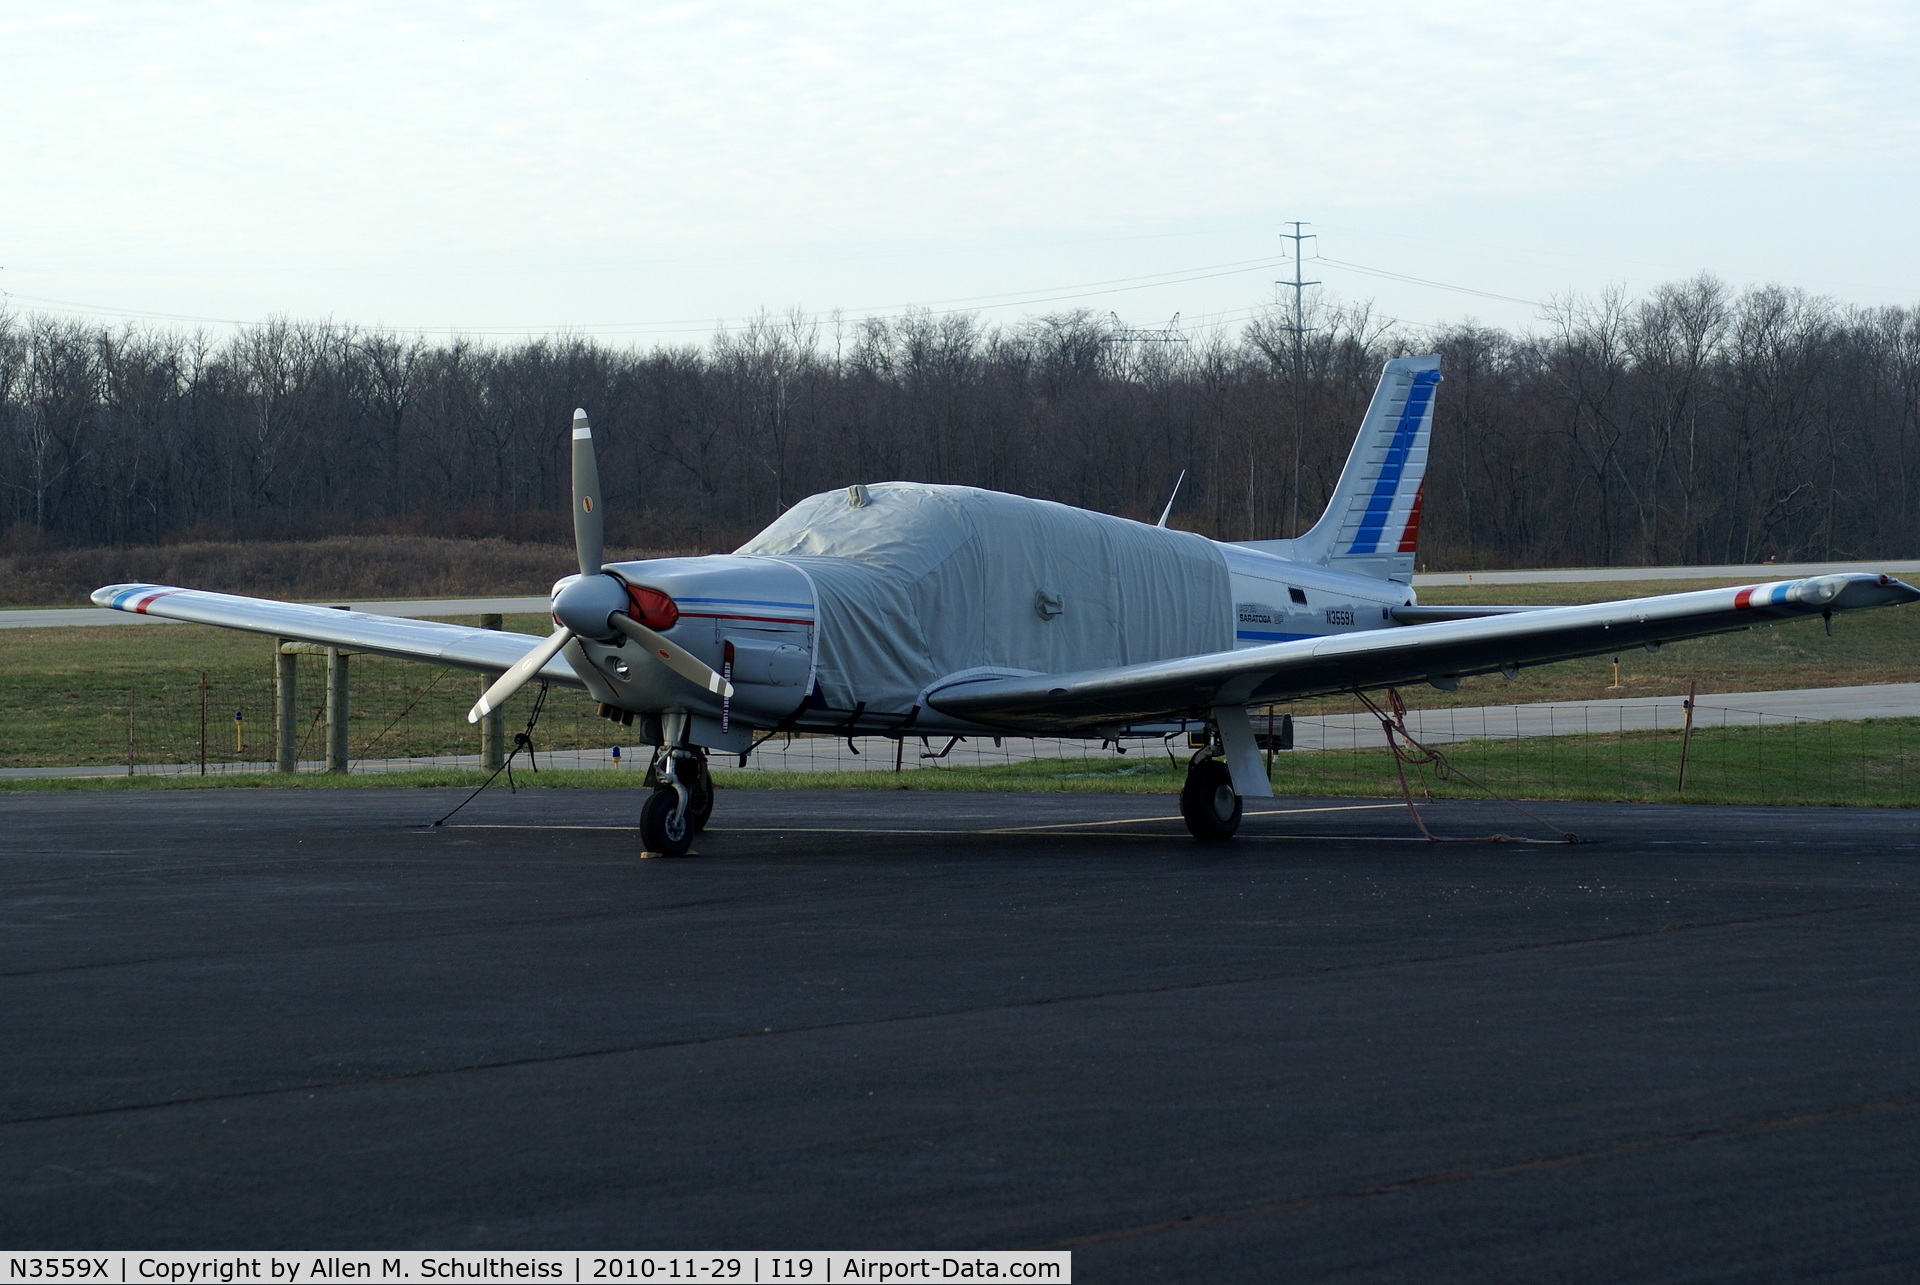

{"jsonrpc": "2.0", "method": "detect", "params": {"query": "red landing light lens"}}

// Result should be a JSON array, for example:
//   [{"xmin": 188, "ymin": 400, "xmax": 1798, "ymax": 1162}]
[{"xmin": 626, "ymin": 585, "xmax": 680, "ymax": 630}]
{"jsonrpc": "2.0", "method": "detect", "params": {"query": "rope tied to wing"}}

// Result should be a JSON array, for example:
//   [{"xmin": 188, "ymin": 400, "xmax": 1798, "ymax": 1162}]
[{"xmin": 1356, "ymin": 686, "xmax": 1580, "ymax": 844}]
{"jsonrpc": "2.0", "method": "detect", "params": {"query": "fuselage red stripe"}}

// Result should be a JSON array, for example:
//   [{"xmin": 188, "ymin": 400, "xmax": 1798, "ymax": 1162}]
[{"xmin": 677, "ymin": 612, "xmax": 814, "ymax": 627}]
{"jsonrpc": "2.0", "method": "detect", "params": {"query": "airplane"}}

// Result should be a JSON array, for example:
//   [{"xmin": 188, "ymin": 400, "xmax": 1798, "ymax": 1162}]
[{"xmin": 94, "ymin": 354, "xmax": 1920, "ymax": 855}]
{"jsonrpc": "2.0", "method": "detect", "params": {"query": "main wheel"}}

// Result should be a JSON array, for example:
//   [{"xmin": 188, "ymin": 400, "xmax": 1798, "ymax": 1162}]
[
  {"xmin": 685, "ymin": 753, "xmax": 715, "ymax": 833},
  {"xmin": 639, "ymin": 785, "xmax": 694, "ymax": 857},
  {"xmin": 1180, "ymin": 758, "xmax": 1243, "ymax": 840}
]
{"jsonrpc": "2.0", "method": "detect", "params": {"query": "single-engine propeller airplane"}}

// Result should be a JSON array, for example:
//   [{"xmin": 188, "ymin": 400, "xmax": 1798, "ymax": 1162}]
[{"xmin": 96, "ymin": 354, "xmax": 1920, "ymax": 854}]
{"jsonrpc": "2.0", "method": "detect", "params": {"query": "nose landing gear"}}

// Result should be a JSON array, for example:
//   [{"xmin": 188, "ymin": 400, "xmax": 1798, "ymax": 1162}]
[{"xmin": 640, "ymin": 723, "xmax": 713, "ymax": 857}]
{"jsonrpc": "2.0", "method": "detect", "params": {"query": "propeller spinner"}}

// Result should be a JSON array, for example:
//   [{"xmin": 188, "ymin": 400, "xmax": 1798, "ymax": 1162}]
[{"xmin": 467, "ymin": 408, "xmax": 733, "ymax": 724}]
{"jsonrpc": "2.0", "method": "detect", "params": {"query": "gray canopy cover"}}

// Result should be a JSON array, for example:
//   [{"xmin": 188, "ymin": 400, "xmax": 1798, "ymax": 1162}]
[{"xmin": 736, "ymin": 483, "xmax": 1233, "ymax": 714}]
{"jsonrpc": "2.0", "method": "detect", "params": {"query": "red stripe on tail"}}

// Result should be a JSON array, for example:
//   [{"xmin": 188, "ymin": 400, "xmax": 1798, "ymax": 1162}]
[{"xmin": 1396, "ymin": 481, "xmax": 1425, "ymax": 554}]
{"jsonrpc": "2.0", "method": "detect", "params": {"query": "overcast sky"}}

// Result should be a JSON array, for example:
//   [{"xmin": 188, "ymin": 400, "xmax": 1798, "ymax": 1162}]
[{"xmin": 3, "ymin": 1, "xmax": 1916, "ymax": 343}]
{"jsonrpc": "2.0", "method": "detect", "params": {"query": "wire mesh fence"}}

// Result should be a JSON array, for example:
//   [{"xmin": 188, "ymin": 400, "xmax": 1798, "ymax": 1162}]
[{"xmin": 8, "ymin": 650, "xmax": 1919, "ymax": 807}]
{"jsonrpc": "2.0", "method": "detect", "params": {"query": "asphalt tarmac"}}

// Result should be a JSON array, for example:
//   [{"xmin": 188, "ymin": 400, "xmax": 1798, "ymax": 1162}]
[{"xmin": 4, "ymin": 787, "xmax": 1917, "ymax": 1280}]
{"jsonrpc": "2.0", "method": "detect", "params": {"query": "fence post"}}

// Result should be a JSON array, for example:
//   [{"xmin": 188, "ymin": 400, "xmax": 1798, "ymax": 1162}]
[
  {"xmin": 480, "ymin": 613, "xmax": 506, "ymax": 772},
  {"xmin": 126, "ymin": 687, "xmax": 135, "ymax": 777},
  {"xmin": 199, "ymin": 671, "xmax": 208, "ymax": 777},
  {"xmin": 1677, "ymin": 680, "xmax": 1696, "ymax": 794},
  {"xmin": 326, "ymin": 647, "xmax": 350, "ymax": 773},
  {"xmin": 275, "ymin": 641, "xmax": 298, "ymax": 773}
]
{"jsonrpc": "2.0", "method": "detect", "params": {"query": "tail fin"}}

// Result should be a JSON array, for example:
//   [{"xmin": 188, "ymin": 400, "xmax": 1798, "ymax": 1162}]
[{"xmin": 1236, "ymin": 354, "xmax": 1440, "ymax": 585}]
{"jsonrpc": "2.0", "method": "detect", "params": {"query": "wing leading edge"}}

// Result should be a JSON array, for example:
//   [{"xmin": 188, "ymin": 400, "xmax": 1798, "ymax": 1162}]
[
  {"xmin": 927, "ymin": 573, "xmax": 1920, "ymax": 732},
  {"xmin": 91, "ymin": 584, "xmax": 584, "ymax": 686}
]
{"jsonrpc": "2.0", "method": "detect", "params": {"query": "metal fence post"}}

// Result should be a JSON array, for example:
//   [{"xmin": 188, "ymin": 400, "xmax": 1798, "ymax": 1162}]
[
  {"xmin": 480, "ymin": 613, "xmax": 505, "ymax": 772},
  {"xmin": 275, "ymin": 641, "xmax": 298, "ymax": 773},
  {"xmin": 326, "ymin": 646, "xmax": 350, "ymax": 773}
]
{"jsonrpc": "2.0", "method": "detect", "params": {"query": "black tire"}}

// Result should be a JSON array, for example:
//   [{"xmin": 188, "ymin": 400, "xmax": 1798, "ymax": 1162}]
[
  {"xmin": 1180, "ymin": 758, "xmax": 1243, "ymax": 840},
  {"xmin": 639, "ymin": 785, "xmax": 694, "ymax": 857},
  {"xmin": 685, "ymin": 754, "xmax": 715, "ymax": 833}
]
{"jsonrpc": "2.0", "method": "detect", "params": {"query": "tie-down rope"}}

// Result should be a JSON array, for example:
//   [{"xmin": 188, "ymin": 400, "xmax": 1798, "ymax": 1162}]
[{"xmin": 1354, "ymin": 686, "xmax": 1580, "ymax": 844}]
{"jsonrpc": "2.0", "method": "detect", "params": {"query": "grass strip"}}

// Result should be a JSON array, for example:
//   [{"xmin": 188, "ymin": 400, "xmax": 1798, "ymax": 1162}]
[{"xmin": 7, "ymin": 718, "xmax": 1920, "ymax": 808}]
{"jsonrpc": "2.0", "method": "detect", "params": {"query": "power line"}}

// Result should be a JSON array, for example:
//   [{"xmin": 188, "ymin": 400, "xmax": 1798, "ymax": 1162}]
[{"xmin": 1315, "ymin": 256, "xmax": 1541, "ymax": 308}]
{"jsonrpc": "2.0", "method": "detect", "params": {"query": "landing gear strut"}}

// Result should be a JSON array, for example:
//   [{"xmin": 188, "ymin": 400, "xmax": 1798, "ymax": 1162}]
[
  {"xmin": 1180, "ymin": 746, "xmax": 1242, "ymax": 840},
  {"xmin": 640, "ymin": 724, "xmax": 711, "ymax": 857}
]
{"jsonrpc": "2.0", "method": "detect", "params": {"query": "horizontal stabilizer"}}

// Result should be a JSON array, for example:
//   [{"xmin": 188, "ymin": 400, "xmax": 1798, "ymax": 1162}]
[{"xmin": 1389, "ymin": 604, "xmax": 1553, "ymax": 624}]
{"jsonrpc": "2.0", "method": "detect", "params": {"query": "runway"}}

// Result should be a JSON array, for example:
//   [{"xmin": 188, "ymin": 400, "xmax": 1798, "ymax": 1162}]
[{"xmin": 3, "ymin": 787, "xmax": 1917, "ymax": 1278}]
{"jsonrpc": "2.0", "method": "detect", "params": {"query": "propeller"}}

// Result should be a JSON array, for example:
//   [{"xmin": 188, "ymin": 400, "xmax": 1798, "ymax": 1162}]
[
  {"xmin": 571, "ymin": 408, "xmax": 603, "ymax": 577},
  {"xmin": 609, "ymin": 613, "xmax": 731, "ymax": 695},
  {"xmin": 466, "ymin": 408, "xmax": 732, "ymax": 724}
]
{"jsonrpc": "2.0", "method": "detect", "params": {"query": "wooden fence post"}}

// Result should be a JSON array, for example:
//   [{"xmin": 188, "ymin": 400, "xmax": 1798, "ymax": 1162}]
[
  {"xmin": 326, "ymin": 647, "xmax": 350, "ymax": 773},
  {"xmin": 275, "ymin": 641, "xmax": 298, "ymax": 773},
  {"xmin": 1677, "ymin": 679, "xmax": 1697, "ymax": 794},
  {"xmin": 480, "ymin": 613, "xmax": 506, "ymax": 772}
]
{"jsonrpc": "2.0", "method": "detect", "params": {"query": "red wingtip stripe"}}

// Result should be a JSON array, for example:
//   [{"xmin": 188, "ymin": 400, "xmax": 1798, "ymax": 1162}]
[
  {"xmin": 132, "ymin": 590, "xmax": 177, "ymax": 614},
  {"xmin": 1734, "ymin": 587, "xmax": 1755, "ymax": 610}
]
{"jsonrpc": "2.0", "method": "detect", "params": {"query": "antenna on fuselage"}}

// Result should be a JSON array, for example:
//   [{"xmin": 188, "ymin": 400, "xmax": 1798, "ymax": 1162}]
[{"xmin": 1156, "ymin": 470, "xmax": 1187, "ymax": 529}]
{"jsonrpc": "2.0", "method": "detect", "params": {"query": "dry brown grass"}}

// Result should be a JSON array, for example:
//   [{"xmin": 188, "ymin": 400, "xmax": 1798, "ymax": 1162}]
[{"xmin": 0, "ymin": 536, "xmax": 682, "ymax": 606}]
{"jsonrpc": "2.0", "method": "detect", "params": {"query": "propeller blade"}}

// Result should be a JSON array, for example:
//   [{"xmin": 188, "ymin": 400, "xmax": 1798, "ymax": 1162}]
[
  {"xmin": 610, "ymin": 613, "xmax": 734, "ymax": 698},
  {"xmin": 572, "ymin": 407, "xmax": 604, "ymax": 578},
  {"xmin": 469, "ymin": 626, "xmax": 575, "ymax": 724}
]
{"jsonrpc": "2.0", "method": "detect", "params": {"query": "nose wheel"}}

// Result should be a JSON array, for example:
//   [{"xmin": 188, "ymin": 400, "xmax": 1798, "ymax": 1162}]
[
  {"xmin": 639, "ymin": 786, "xmax": 692, "ymax": 857},
  {"xmin": 1180, "ymin": 755, "xmax": 1242, "ymax": 840},
  {"xmin": 640, "ymin": 746, "xmax": 712, "ymax": 857}
]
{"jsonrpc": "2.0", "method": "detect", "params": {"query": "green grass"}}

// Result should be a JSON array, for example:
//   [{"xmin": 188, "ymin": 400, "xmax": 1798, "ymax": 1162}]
[
  {"xmin": 0, "ymin": 613, "xmax": 616, "ymax": 770},
  {"xmin": 10, "ymin": 717, "xmax": 1920, "ymax": 808}
]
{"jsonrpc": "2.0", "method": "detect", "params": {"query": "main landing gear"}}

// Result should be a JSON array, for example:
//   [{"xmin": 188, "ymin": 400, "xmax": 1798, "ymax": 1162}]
[
  {"xmin": 641, "ymin": 743, "xmax": 712, "ymax": 858},
  {"xmin": 1180, "ymin": 744, "xmax": 1242, "ymax": 841}
]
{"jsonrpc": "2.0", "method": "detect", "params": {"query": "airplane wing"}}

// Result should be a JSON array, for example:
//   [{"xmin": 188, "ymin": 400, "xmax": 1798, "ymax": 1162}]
[
  {"xmin": 927, "ymin": 573, "xmax": 1920, "ymax": 731},
  {"xmin": 90, "ymin": 583, "xmax": 585, "ymax": 686}
]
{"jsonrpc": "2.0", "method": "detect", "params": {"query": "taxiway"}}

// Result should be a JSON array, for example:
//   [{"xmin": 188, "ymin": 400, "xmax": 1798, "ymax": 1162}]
[{"xmin": 3, "ymin": 788, "xmax": 1916, "ymax": 1278}]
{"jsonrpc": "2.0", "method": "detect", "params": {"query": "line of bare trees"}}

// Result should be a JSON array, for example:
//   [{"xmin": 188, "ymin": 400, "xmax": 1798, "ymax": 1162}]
[{"xmin": 3, "ymin": 274, "xmax": 1918, "ymax": 568}]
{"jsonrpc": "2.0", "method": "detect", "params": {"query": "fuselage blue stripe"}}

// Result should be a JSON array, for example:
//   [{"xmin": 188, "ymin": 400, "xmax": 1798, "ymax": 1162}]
[
  {"xmin": 1236, "ymin": 630, "xmax": 1315, "ymax": 642},
  {"xmin": 1347, "ymin": 370, "xmax": 1439, "ymax": 555}
]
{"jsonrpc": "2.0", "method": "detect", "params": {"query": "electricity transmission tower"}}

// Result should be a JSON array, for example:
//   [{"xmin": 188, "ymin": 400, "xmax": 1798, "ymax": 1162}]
[
  {"xmin": 1105, "ymin": 312, "xmax": 1188, "ymax": 344},
  {"xmin": 1277, "ymin": 223, "xmax": 1319, "ymax": 536}
]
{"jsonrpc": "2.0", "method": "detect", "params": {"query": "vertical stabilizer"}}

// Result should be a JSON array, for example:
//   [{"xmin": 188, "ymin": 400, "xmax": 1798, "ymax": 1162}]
[{"xmin": 1236, "ymin": 354, "xmax": 1440, "ymax": 585}]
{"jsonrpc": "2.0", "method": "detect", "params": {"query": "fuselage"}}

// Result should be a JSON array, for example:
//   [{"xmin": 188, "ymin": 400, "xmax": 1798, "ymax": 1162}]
[{"xmin": 566, "ymin": 487, "xmax": 1416, "ymax": 752}]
